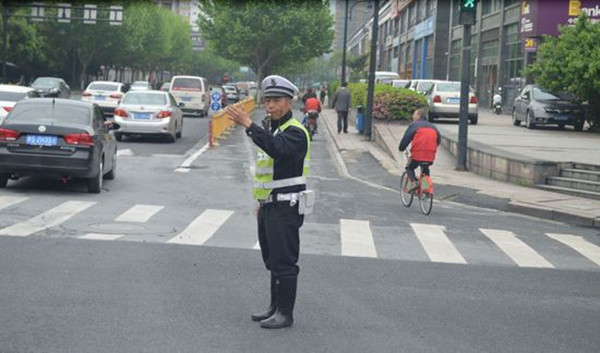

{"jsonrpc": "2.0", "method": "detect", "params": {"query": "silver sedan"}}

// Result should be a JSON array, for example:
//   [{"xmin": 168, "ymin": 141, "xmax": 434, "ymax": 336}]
[{"xmin": 113, "ymin": 91, "xmax": 184, "ymax": 142}]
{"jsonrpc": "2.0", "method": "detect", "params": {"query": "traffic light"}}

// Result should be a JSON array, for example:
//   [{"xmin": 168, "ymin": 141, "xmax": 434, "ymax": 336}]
[{"xmin": 459, "ymin": 0, "xmax": 477, "ymax": 25}]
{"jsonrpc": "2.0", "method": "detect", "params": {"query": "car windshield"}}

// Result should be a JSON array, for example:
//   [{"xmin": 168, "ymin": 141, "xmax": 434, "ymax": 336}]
[
  {"xmin": 172, "ymin": 78, "xmax": 201, "ymax": 90},
  {"xmin": 416, "ymin": 81, "xmax": 434, "ymax": 92},
  {"xmin": 223, "ymin": 86, "xmax": 236, "ymax": 91},
  {"xmin": 436, "ymin": 82, "xmax": 461, "ymax": 92},
  {"xmin": 132, "ymin": 82, "xmax": 148, "ymax": 87},
  {"xmin": 88, "ymin": 83, "xmax": 119, "ymax": 91},
  {"xmin": 7, "ymin": 103, "xmax": 91, "ymax": 125},
  {"xmin": 0, "ymin": 91, "xmax": 28, "ymax": 101},
  {"xmin": 32, "ymin": 78, "xmax": 59, "ymax": 88},
  {"xmin": 122, "ymin": 93, "xmax": 167, "ymax": 105},
  {"xmin": 532, "ymin": 87, "xmax": 561, "ymax": 100}
]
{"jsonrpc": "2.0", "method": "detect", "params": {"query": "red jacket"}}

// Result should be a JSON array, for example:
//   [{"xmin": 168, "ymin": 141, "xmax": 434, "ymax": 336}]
[
  {"xmin": 304, "ymin": 97, "xmax": 321, "ymax": 113},
  {"xmin": 398, "ymin": 119, "xmax": 441, "ymax": 162}
]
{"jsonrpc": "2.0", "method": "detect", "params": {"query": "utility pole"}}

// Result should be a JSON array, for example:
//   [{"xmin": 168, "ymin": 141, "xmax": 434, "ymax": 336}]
[
  {"xmin": 364, "ymin": 0, "xmax": 379, "ymax": 140},
  {"xmin": 2, "ymin": 0, "xmax": 9, "ymax": 83},
  {"xmin": 341, "ymin": 0, "xmax": 349, "ymax": 85},
  {"xmin": 457, "ymin": 0, "xmax": 477, "ymax": 171}
]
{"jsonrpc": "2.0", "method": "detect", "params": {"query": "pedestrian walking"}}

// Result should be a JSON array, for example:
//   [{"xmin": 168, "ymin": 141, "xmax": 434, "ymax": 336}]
[
  {"xmin": 225, "ymin": 75, "xmax": 313, "ymax": 329},
  {"xmin": 331, "ymin": 82, "xmax": 352, "ymax": 134},
  {"xmin": 319, "ymin": 86, "xmax": 327, "ymax": 105}
]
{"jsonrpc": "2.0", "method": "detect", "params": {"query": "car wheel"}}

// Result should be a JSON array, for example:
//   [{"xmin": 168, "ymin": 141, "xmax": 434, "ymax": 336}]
[
  {"xmin": 176, "ymin": 121, "xmax": 183, "ymax": 138},
  {"xmin": 115, "ymin": 132, "xmax": 123, "ymax": 142},
  {"xmin": 526, "ymin": 110, "xmax": 536, "ymax": 129},
  {"xmin": 558, "ymin": 123, "xmax": 565, "ymax": 129},
  {"xmin": 166, "ymin": 131, "xmax": 176, "ymax": 143},
  {"xmin": 0, "ymin": 173, "xmax": 8, "ymax": 188},
  {"xmin": 87, "ymin": 159, "xmax": 103, "ymax": 194},
  {"xmin": 104, "ymin": 152, "xmax": 116, "ymax": 180},
  {"xmin": 469, "ymin": 115, "xmax": 478, "ymax": 125},
  {"xmin": 575, "ymin": 120, "xmax": 584, "ymax": 131},
  {"xmin": 512, "ymin": 109, "xmax": 521, "ymax": 126}
]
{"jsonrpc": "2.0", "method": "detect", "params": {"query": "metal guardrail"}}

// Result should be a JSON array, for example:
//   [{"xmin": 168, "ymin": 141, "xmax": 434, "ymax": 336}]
[{"xmin": 209, "ymin": 98, "xmax": 254, "ymax": 147}]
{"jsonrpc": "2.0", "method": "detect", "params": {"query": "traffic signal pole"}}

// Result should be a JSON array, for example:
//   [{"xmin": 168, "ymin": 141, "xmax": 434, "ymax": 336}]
[{"xmin": 457, "ymin": 24, "xmax": 471, "ymax": 171}]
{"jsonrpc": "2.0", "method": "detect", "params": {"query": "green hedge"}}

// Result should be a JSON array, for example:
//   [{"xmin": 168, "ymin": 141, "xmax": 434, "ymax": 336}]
[{"xmin": 347, "ymin": 83, "xmax": 427, "ymax": 121}]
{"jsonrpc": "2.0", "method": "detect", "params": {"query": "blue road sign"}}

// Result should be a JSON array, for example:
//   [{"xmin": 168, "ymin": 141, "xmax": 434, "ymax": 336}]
[
  {"xmin": 211, "ymin": 91, "xmax": 222, "ymax": 102},
  {"xmin": 210, "ymin": 102, "xmax": 221, "ymax": 111}
]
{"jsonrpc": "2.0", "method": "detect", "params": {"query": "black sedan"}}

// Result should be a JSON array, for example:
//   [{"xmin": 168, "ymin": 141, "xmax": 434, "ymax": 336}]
[
  {"xmin": 31, "ymin": 77, "xmax": 71, "ymax": 98},
  {"xmin": 0, "ymin": 99, "xmax": 118, "ymax": 193},
  {"xmin": 512, "ymin": 85, "xmax": 586, "ymax": 131}
]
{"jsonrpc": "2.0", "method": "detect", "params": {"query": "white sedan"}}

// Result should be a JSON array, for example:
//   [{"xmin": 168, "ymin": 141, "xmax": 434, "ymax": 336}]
[
  {"xmin": 0, "ymin": 85, "xmax": 40, "ymax": 124},
  {"xmin": 113, "ymin": 90, "xmax": 184, "ymax": 142},
  {"xmin": 81, "ymin": 81, "xmax": 128, "ymax": 116}
]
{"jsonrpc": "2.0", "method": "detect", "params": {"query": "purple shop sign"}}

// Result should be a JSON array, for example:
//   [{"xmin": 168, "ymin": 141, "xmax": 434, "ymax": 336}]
[
  {"xmin": 520, "ymin": 0, "xmax": 600, "ymax": 39},
  {"xmin": 523, "ymin": 37, "xmax": 538, "ymax": 52}
]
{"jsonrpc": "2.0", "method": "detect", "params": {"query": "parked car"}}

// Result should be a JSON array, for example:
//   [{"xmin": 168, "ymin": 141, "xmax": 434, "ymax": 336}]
[
  {"xmin": 0, "ymin": 85, "xmax": 39, "ymax": 124},
  {"xmin": 160, "ymin": 82, "xmax": 170, "ymax": 91},
  {"xmin": 113, "ymin": 90, "xmax": 184, "ymax": 142},
  {"xmin": 130, "ymin": 81, "xmax": 152, "ymax": 91},
  {"xmin": 425, "ymin": 80, "xmax": 479, "ymax": 124},
  {"xmin": 81, "ymin": 81, "xmax": 129, "ymax": 116},
  {"xmin": 223, "ymin": 85, "xmax": 239, "ymax": 103},
  {"xmin": 0, "ymin": 98, "xmax": 118, "ymax": 193},
  {"xmin": 407, "ymin": 79, "xmax": 438, "ymax": 94},
  {"xmin": 392, "ymin": 80, "xmax": 410, "ymax": 88},
  {"xmin": 375, "ymin": 71, "xmax": 400, "ymax": 83},
  {"xmin": 169, "ymin": 75, "xmax": 209, "ymax": 117},
  {"xmin": 512, "ymin": 85, "xmax": 586, "ymax": 131},
  {"xmin": 31, "ymin": 77, "xmax": 70, "ymax": 98}
]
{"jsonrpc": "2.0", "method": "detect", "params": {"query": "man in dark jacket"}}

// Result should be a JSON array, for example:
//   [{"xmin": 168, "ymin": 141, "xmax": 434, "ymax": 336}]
[
  {"xmin": 331, "ymin": 82, "xmax": 352, "ymax": 133},
  {"xmin": 398, "ymin": 108, "xmax": 441, "ymax": 190}
]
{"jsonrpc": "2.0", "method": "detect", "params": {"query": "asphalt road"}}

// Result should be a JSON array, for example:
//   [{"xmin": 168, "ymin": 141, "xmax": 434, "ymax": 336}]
[{"xmin": 0, "ymin": 106, "xmax": 599, "ymax": 352}]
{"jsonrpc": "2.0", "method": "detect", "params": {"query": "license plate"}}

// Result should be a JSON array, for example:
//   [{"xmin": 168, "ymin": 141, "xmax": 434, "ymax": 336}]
[
  {"xmin": 556, "ymin": 116, "xmax": 568, "ymax": 121},
  {"xmin": 26, "ymin": 134, "xmax": 57, "ymax": 146},
  {"xmin": 447, "ymin": 97, "xmax": 460, "ymax": 104},
  {"xmin": 135, "ymin": 113, "xmax": 151, "ymax": 120},
  {"xmin": 182, "ymin": 97, "xmax": 192, "ymax": 102},
  {"xmin": 95, "ymin": 95, "xmax": 106, "ymax": 101}
]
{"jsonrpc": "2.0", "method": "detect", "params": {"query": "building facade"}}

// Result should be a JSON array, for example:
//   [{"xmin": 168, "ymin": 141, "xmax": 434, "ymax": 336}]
[
  {"xmin": 347, "ymin": 0, "xmax": 591, "ymax": 109},
  {"xmin": 332, "ymin": 0, "xmax": 373, "ymax": 52},
  {"xmin": 155, "ymin": 0, "xmax": 204, "ymax": 51}
]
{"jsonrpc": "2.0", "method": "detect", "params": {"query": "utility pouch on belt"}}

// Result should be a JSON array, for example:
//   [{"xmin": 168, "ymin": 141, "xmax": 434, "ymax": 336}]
[{"xmin": 298, "ymin": 190, "xmax": 315, "ymax": 215}]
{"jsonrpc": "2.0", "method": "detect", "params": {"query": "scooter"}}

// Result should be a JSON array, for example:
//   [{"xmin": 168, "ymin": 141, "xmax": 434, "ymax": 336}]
[
  {"xmin": 493, "ymin": 88, "xmax": 503, "ymax": 115},
  {"xmin": 303, "ymin": 110, "xmax": 319, "ymax": 141},
  {"xmin": 493, "ymin": 100, "xmax": 503, "ymax": 115}
]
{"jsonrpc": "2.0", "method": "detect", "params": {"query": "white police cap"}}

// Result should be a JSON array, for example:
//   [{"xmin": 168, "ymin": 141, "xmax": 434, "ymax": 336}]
[{"xmin": 262, "ymin": 75, "xmax": 298, "ymax": 98}]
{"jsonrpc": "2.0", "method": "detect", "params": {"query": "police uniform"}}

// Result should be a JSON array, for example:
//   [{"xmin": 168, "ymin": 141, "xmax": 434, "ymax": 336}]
[{"xmin": 246, "ymin": 75, "xmax": 310, "ymax": 329}]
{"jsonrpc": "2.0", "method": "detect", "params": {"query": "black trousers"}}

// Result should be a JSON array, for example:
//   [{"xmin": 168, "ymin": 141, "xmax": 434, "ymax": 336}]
[
  {"xmin": 406, "ymin": 160, "xmax": 432, "ymax": 182},
  {"xmin": 257, "ymin": 201, "xmax": 304, "ymax": 278},
  {"xmin": 337, "ymin": 110, "xmax": 348, "ymax": 133}
]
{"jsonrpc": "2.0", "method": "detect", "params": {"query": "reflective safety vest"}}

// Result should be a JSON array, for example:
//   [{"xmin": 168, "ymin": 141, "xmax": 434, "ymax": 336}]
[{"xmin": 253, "ymin": 118, "xmax": 311, "ymax": 200}]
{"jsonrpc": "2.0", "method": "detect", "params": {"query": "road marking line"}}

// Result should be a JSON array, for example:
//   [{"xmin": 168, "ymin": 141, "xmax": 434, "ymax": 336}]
[
  {"xmin": 167, "ymin": 209, "xmax": 233, "ymax": 245},
  {"xmin": 411, "ymin": 223, "xmax": 467, "ymax": 264},
  {"xmin": 480, "ymin": 229, "xmax": 554, "ymax": 268},
  {"xmin": 115, "ymin": 204, "xmax": 164, "ymax": 223},
  {"xmin": 0, "ymin": 196, "xmax": 28, "ymax": 211},
  {"xmin": 253, "ymin": 241, "xmax": 261, "ymax": 250},
  {"xmin": 175, "ymin": 143, "xmax": 209, "ymax": 172},
  {"xmin": 0, "ymin": 201, "xmax": 96, "ymax": 237},
  {"xmin": 79, "ymin": 233, "xmax": 124, "ymax": 241},
  {"xmin": 547, "ymin": 233, "xmax": 600, "ymax": 268},
  {"xmin": 117, "ymin": 149, "xmax": 133, "ymax": 157},
  {"xmin": 340, "ymin": 219, "xmax": 377, "ymax": 258}
]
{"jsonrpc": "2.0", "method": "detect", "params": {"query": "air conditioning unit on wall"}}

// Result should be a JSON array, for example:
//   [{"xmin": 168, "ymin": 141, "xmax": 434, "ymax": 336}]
[{"xmin": 386, "ymin": 35, "xmax": 393, "ymax": 47}]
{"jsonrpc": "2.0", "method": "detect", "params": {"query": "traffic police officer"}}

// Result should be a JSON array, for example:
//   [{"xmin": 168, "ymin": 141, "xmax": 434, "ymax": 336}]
[{"xmin": 225, "ymin": 75, "xmax": 310, "ymax": 329}]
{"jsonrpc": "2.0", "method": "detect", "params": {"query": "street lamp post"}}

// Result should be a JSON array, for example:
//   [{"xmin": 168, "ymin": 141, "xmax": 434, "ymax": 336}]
[{"xmin": 364, "ymin": 0, "xmax": 379, "ymax": 140}]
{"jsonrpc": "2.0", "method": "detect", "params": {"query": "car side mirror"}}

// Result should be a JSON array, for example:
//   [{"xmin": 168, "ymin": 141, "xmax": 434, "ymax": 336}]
[{"xmin": 178, "ymin": 102, "xmax": 185, "ymax": 108}]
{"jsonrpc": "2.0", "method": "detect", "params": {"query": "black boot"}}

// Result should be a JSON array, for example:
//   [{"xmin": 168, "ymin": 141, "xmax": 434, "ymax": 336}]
[
  {"xmin": 260, "ymin": 276, "xmax": 297, "ymax": 329},
  {"xmin": 251, "ymin": 274, "xmax": 277, "ymax": 322}
]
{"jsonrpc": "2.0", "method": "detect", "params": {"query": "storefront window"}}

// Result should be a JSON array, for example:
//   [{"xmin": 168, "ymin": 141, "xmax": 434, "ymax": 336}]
[
  {"xmin": 415, "ymin": 39, "xmax": 423, "ymax": 78},
  {"xmin": 449, "ymin": 39, "xmax": 462, "ymax": 81},
  {"xmin": 482, "ymin": 0, "xmax": 502, "ymax": 15},
  {"xmin": 409, "ymin": 4, "xmax": 416, "ymax": 26},
  {"xmin": 504, "ymin": 23, "xmax": 524, "ymax": 104},
  {"xmin": 482, "ymin": 39, "xmax": 499, "ymax": 59},
  {"xmin": 426, "ymin": 36, "xmax": 434, "ymax": 79}
]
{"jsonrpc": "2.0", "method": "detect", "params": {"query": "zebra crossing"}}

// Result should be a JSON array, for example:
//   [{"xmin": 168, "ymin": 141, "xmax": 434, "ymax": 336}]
[{"xmin": 1, "ymin": 197, "xmax": 600, "ymax": 271}]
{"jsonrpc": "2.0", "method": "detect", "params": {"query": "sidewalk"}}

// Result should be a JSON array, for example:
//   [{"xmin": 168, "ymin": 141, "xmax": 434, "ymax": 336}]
[{"xmin": 321, "ymin": 108, "xmax": 600, "ymax": 229}]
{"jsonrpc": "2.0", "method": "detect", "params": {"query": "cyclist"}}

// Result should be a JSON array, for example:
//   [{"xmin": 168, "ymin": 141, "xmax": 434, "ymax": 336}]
[{"xmin": 398, "ymin": 108, "xmax": 441, "ymax": 192}]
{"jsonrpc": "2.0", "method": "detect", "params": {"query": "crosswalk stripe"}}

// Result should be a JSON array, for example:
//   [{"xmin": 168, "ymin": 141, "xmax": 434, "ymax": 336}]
[
  {"xmin": 547, "ymin": 233, "xmax": 600, "ymax": 268},
  {"xmin": 0, "ymin": 196, "xmax": 28, "ymax": 211},
  {"xmin": 117, "ymin": 149, "xmax": 133, "ymax": 157},
  {"xmin": 167, "ymin": 209, "xmax": 233, "ymax": 245},
  {"xmin": 480, "ymin": 229, "xmax": 554, "ymax": 268},
  {"xmin": 0, "ymin": 201, "xmax": 96, "ymax": 237},
  {"xmin": 411, "ymin": 223, "xmax": 467, "ymax": 264},
  {"xmin": 79, "ymin": 233, "xmax": 124, "ymax": 241},
  {"xmin": 340, "ymin": 219, "xmax": 377, "ymax": 258},
  {"xmin": 115, "ymin": 204, "xmax": 164, "ymax": 223}
]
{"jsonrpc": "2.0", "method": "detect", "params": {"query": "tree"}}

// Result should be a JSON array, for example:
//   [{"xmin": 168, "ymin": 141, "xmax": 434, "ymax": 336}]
[
  {"xmin": 524, "ymin": 14, "xmax": 600, "ymax": 131},
  {"xmin": 198, "ymin": 0, "xmax": 334, "ymax": 92}
]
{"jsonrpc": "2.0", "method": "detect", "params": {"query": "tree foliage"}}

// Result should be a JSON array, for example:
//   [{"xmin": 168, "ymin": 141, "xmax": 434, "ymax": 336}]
[
  {"xmin": 523, "ymin": 14, "xmax": 600, "ymax": 130},
  {"xmin": 198, "ymin": 0, "xmax": 334, "ymax": 85}
]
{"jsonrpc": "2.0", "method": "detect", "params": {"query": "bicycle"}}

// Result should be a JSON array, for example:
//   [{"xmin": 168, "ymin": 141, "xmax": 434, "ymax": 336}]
[{"xmin": 400, "ymin": 151, "xmax": 434, "ymax": 215}]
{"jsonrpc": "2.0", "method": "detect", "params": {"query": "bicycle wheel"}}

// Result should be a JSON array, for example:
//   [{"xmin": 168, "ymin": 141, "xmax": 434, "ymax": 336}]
[
  {"xmin": 419, "ymin": 177, "xmax": 434, "ymax": 215},
  {"xmin": 400, "ymin": 172, "xmax": 413, "ymax": 207}
]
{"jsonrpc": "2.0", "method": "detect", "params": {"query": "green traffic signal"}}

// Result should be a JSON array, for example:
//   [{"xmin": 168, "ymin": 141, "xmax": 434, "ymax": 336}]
[{"xmin": 462, "ymin": 0, "xmax": 476, "ymax": 10}]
